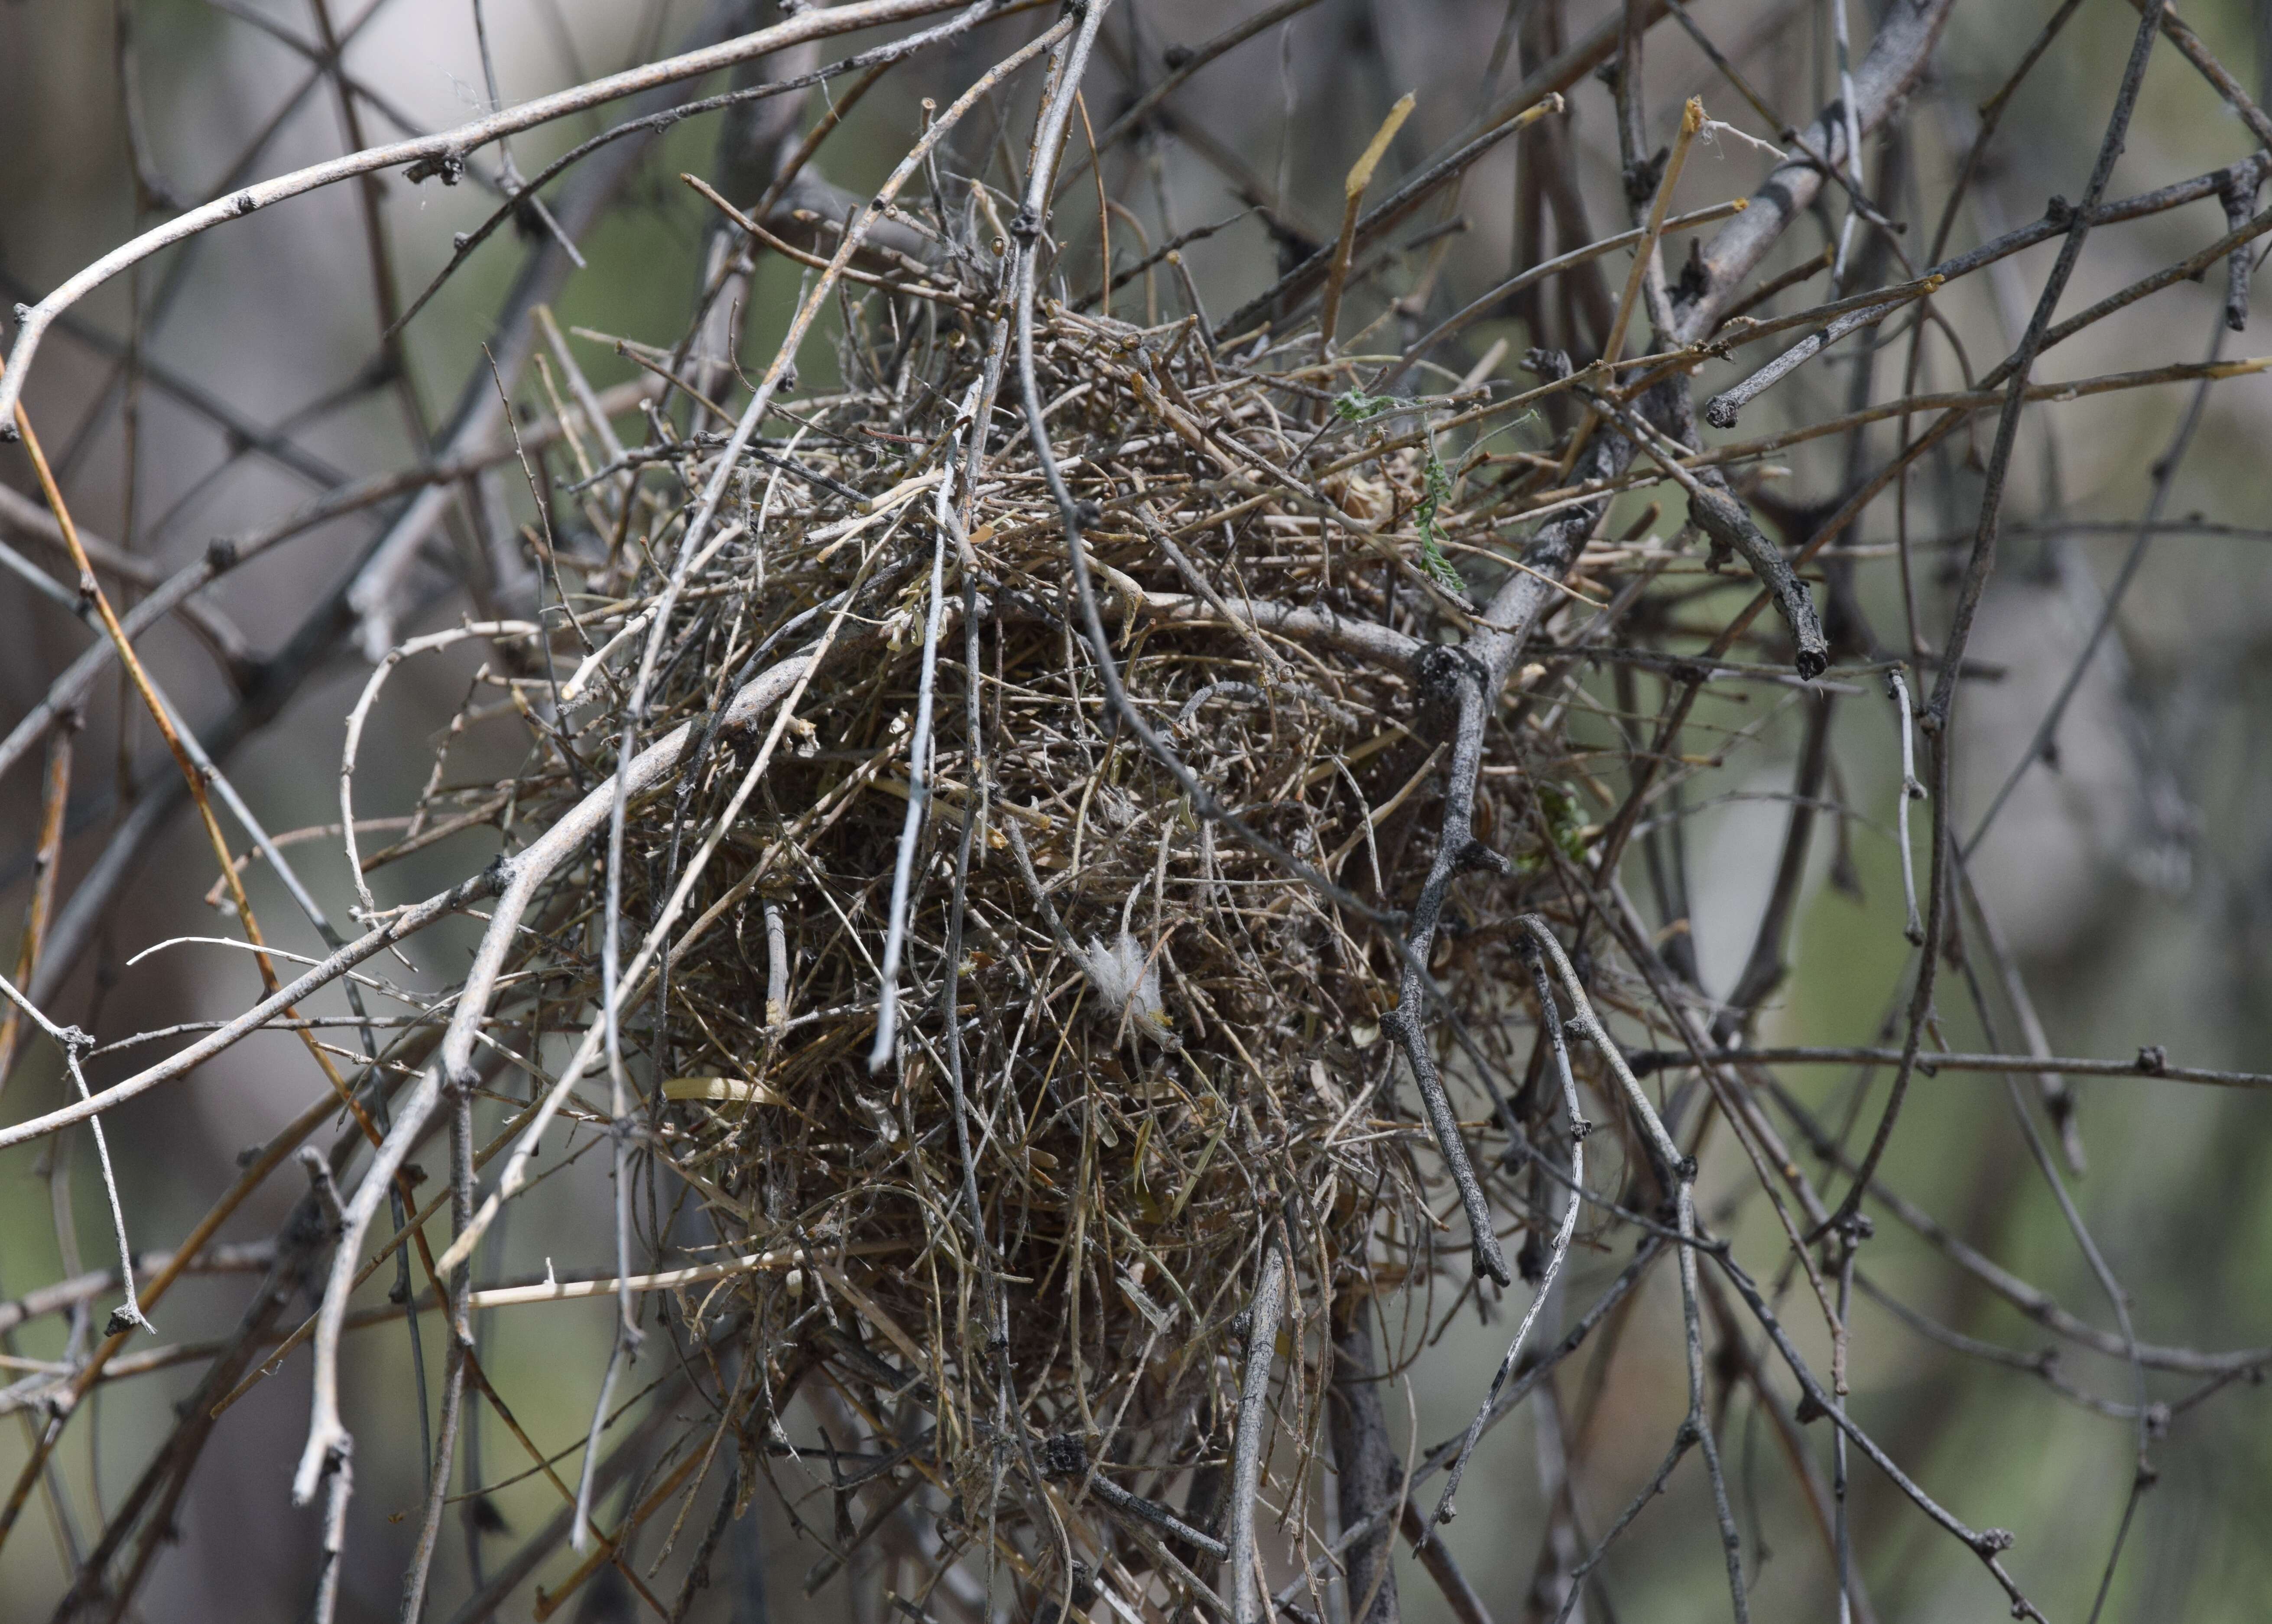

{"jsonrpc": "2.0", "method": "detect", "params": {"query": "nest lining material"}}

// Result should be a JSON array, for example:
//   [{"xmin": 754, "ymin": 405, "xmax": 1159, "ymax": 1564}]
[{"xmin": 448, "ymin": 299, "xmax": 1590, "ymax": 1583}]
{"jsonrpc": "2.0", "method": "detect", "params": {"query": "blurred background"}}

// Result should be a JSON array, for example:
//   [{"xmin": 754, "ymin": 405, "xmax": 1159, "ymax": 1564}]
[{"xmin": 2, "ymin": 0, "xmax": 2270, "ymax": 1619}]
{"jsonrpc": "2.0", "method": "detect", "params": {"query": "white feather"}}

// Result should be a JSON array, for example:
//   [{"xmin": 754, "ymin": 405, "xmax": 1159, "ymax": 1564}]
[{"xmin": 1076, "ymin": 931, "xmax": 1174, "ymax": 1046}]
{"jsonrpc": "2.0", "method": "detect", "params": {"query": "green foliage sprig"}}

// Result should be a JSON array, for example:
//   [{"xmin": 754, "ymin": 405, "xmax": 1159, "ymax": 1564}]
[
  {"xmin": 1332, "ymin": 387, "xmax": 1396, "ymax": 423},
  {"xmin": 1414, "ymin": 449, "xmax": 1469, "ymax": 598},
  {"xmin": 1516, "ymin": 780, "xmax": 1590, "ymax": 874}
]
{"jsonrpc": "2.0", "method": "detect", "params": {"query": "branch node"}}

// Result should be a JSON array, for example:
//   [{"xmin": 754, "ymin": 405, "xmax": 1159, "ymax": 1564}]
[{"xmin": 406, "ymin": 152, "xmax": 467, "ymax": 187}]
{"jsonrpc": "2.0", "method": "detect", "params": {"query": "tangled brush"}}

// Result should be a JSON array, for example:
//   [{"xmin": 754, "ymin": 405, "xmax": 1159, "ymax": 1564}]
[{"xmin": 31, "ymin": 1, "xmax": 2230, "ymax": 1618}]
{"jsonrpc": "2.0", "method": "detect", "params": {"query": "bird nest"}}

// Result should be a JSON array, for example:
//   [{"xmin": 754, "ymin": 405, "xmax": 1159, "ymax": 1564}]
[{"xmin": 453, "ymin": 302, "xmax": 1576, "ymax": 1586}]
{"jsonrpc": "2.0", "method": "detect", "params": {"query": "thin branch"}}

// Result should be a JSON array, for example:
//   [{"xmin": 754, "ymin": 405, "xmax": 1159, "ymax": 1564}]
[
  {"xmin": 1227, "ymin": 1234, "xmax": 1288, "ymax": 1624},
  {"xmin": 0, "ymin": 0, "xmax": 982, "ymax": 431}
]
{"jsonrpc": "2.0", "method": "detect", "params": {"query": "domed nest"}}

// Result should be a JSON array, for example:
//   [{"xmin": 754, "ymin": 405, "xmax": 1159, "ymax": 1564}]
[{"xmin": 458, "ymin": 297, "xmax": 1580, "ymax": 1605}]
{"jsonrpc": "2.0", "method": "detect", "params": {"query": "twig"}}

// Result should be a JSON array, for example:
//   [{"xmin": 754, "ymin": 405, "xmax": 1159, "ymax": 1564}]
[
  {"xmin": 1430, "ymin": 939, "xmax": 1586, "ymax": 1523},
  {"xmin": 341, "ymin": 623, "xmax": 539, "ymax": 924},
  {"xmin": 1702, "ymin": 274, "xmax": 1945, "ymax": 427},
  {"xmin": 1887, "ymin": 669, "xmax": 1925, "ymax": 945},
  {"xmin": 869, "ymin": 408, "xmax": 974, "ymax": 1068},
  {"xmin": 0, "ymin": 718, "xmax": 73, "ymax": 1099},
  {"xmin": 1582, "ymin": 386, "xmax": 1827, "ymax": 676},
  {"xmin": 1603, "ymin": 98, "xmax": 1705, "ymax": 370},
  {"xmin": 1072, "ymin": 0, "xmax": 1328, "ymax": 174},
  {"xmin": 1318, "ymin": 94, "xmax": 1419, "ymax": 365},
  {"xmin": 1632, "ymin": 1046, "xmax": 2272, "ymax": 1092},
  {"xmin": 1766, "ymin": 1080, "xmax": 2267, "ymax": 1375},
  {"xmin": 1832, "ymin": 0, "xmax": 2175, "ymax": 1238},
  {"xmin": 0, "ymin": 973, "xmax": 150, "ymax": 1335},
  {"xmin": 1227, "ymin": 1234, "xmax": 1288, "ymax": 1624},
  {"xmin": 1220, "ymin": 3, "xmax": 1660, "ymax": 336},
  {"xmin": 1378, "ymin": 198, "xmax": 1746, "ymax": 391},
  {"xmin": 1827, "ymin": 0, "xmax": 1867, "ymax": 283},
  {"xmin": 1675, "ymin": 0, "xmax": 1957, "ymax": 341},
  {"xmin": 1710, "ymin": 1250, "xmax": 2042, "ymax": 1618},
  {"xmin": 1714, "ymin": 688, "xmax": 1836, "ymax": 1040},
  {"xmin": 1954, "ymin": 858, "xmax": 2083, "ymax": 1173},
  {"xmin": 1963, "ymin": 316, "xmax": 2226, "ymax": 863},
  {"xmin": 1327, "ymin": 1291, "xmax": 1400, "ymax": 1624},
  {"xmin": 0, "ymin": 0, "xmax": 983, "ymax": 432}
]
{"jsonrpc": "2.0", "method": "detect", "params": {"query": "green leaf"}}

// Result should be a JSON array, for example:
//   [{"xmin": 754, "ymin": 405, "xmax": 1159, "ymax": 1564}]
[
  {"xmin": 1516, "ymin": 780, "xmax": 1590, "ymax": 873},
  {"xmin": 1332, "ymin": 388, "xmax": 1396, "ymax": 422},
  {"xmin": 1413, "ymin": 449, "xmax": 1469, "ymax": 597},
  {"xmin": 1418, "ymin": 536, "xmax": 1469, "ymax": 596}
]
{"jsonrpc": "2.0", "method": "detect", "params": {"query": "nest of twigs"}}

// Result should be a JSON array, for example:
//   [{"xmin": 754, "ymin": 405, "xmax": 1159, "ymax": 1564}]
[{"xmin": 465, "ymin": 300, "xmax": 1577, "ymax": 1586}]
